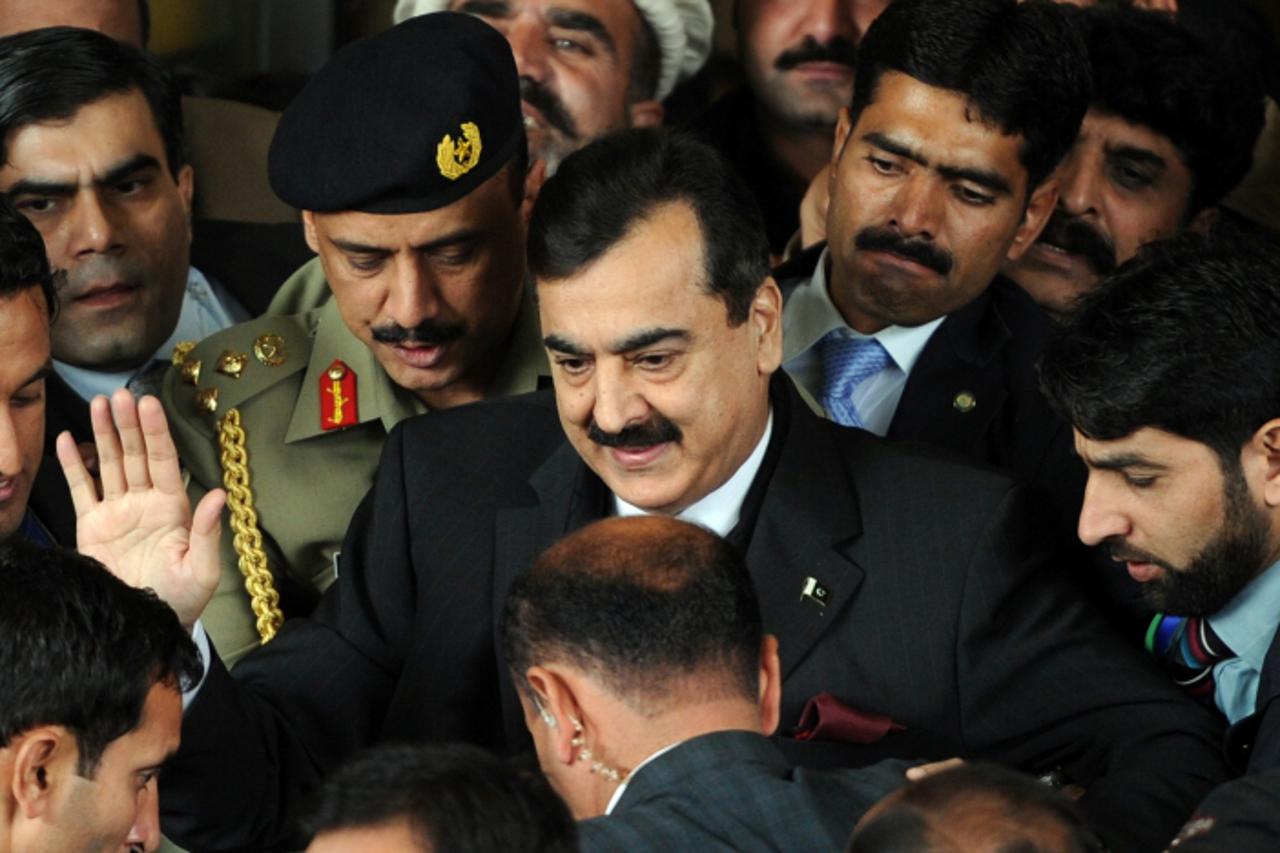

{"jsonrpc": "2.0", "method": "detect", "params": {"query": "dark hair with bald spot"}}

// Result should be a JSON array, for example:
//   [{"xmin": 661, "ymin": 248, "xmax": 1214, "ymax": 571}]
[
  {"xmin": 847, "ymin": 763, "xmax": 1098, "ymax": 853},
  {"xmin": 502, "ymin": 517, "xmax": 761, "ymax": 713}
]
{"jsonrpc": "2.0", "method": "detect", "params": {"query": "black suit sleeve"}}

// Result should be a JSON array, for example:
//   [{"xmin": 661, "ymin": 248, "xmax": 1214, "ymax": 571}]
[
  {"xmin": 956, "ymin": 485, "xmax": 1232, "ymax": 853},
  {"xmin": 160, "ymin": 427, "xmax": 417, "ymax": 851}
]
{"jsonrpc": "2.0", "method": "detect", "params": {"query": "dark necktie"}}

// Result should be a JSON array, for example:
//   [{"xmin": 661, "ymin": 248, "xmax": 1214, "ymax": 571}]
[{"xmin": 1149, "ymin": 613, "xmax": 1237, "ymax": 699}]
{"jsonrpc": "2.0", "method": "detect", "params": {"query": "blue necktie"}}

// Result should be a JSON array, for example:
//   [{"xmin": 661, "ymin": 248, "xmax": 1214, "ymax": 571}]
[{"xmin": 818, "ymin": 330, "xmax": 890, "ymax": 428}]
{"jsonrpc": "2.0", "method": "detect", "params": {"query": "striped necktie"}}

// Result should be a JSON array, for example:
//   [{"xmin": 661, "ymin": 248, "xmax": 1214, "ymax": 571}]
[
  {"xmin": 817, "ymin": 330, "xmax": 890, "ymax": 428},
  {"xmin": 1148, "ymin": 613, "xmax": 1237, "ymax": 699}
]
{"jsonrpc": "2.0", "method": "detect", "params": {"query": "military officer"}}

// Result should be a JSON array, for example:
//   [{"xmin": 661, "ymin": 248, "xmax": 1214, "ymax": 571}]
[{"xmin": 161, "ymin": 13, "xmax": 548, "ymax": 665}]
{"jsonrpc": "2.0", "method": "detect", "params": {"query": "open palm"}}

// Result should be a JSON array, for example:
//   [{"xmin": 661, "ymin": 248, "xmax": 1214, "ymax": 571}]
[{"xmin": 57, "ymin": 391, "xmax": 224, "ymax": 631}]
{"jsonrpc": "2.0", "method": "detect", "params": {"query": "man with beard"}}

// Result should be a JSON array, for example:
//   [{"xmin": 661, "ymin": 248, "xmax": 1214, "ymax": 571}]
[
  {"xmin": 158, "ymin": 14, "xmax": 548, "ymax": 665},
  {"xmin": 1039, "ymin": 232, "xmax": 1280, "ymax": 771},
  {"xmin": 392, "ymin": 0, "xmax": 713, "ymax": 177},
  {"xmin": 779, "ymin": 0, "xmax": 1100, "ymax": 603},
  {"xmin": 1004, "ymin": 3, "xmax": 1265, "ymax": 318},
  {"xmin": 697, "ymin": 1, "xmax": 894, "ymax": 256}
]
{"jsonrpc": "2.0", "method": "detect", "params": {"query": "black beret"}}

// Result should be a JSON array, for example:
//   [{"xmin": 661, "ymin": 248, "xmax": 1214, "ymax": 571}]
[{"xmin": 269, "ymin": 12, "xmax": 523, "ymax": 214}]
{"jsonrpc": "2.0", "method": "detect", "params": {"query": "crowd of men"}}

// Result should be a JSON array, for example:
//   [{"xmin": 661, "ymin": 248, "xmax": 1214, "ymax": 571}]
[{"xmin": 1, "ymin": 0, "xmax": 1278, "ymax": 850}]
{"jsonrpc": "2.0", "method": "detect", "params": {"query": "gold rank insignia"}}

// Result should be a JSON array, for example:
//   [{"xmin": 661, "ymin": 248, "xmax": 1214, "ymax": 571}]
[
  {"xmin": 171, "ymin": 340, "xmax": 197, "ymax": 366},
  {"xmin": 195, "ymin": 387, "xmax": 219, "ymax": 414},
  {"xmin": 437, "ymin": 121, "xmax": 482, "ymax": 181},
  {"xmin": 253, "ymin": 333, "xmax": 288, "ymax": 367},
  {"xmin": 953, "ymin": 390, "xmax": 977, "ymax": 413},
  {"xmin": 180, "ymin": 358, "xmax": 202, "ymax": 386},
  {"xmin": 216, "ymin": 350, "xmax": 248, "ymax": 379},
  {"xmin": 320, "ymin": 359, "xmax": 358, "ymax": 431}
]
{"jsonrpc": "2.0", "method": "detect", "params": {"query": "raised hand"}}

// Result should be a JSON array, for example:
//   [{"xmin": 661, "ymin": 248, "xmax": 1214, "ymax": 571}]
[{"xmin": 56, "ymin": 389, "xmax": 225, "ymax": 631}]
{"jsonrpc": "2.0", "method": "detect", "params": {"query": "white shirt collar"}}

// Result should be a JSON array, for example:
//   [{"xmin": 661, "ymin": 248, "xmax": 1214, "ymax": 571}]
[
  {"xmin": 54, "ymin": 266, "xmax": 248, "ymax": 402},
  {"xmin": 612, "ymin": 411, "xmax": 773, "ymax": 537},
  {"xmin": 603, "ymin": 740, "xmax": 682, "ymax": 815},
  {"xmin": 783, "ymin": 246, "xmax": 944, "ymax": 375}
]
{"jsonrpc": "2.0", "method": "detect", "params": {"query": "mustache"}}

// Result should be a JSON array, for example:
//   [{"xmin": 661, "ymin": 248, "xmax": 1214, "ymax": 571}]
[
  {"xmin": 520, "ymin": 76, "xmax": 579, "ymax": 141},
  {"xmin": 371, "ymin": 320, "xmax": 466, "ymax": 346},
  {"xmin": 855, "ymin": 227, "xmax": 954, "ymax": 276},
  {"xmin": 54, "ymin": 255, "xmax": 142, "ymax": 296},
  {"xmin": 775, "ymin": 36, "xmax": 858, "ymax": 72},
  {"xmin": 1036, "ymin": 210, "xmax": 1116, "ymax": 274},
  {"xmin": 587, "ymin": 415, "xmax": 682, "ymax": 448}
]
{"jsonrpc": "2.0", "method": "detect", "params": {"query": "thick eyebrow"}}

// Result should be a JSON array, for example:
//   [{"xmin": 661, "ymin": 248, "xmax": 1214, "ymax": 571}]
[
  {"xmin": 864, "ymin": 132, "xmax": 1013, "ymax": 196},
  {"xmin": 543, "ymin": 328, "xmax": 690, "ymax": 357},
  {"xmin": 454, "ymin": 0, "xmax": 511, "ymax": 16},
  {"xmin": 328, "ymin": 227, "xmax": 485, "ymax": 256},
  {"xmin": 1104, "ymin": 143, "xmax": 1168, "ymax": 173},
  {"xmin": 543, "ymin": 333, "xmax": 588, "ymax": 356},
  {"xmin": 546, "ymin": 8, "xmax": 617, "ymax": 55},
  {"xmin": 5, "ymin": 153, "xmax": 161, "ymax": 198},
  {"xmin": 1081, "ymin": 452, "xmax": 1170, "ymax": 473},
  {"xmin": 21, "ymin": 362, "xmax": 53, "ymax": 389}
]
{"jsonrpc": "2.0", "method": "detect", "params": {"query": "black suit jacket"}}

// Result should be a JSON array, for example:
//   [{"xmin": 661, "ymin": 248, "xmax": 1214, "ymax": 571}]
[
  {"xmin": 578, "ymin": 731, "xmax": 907, "ymax": 851},
  {"xmin": 777, "ymin": 245, "xmax": 1144, "ymax": 623},
  {"xmin": 161, "ymin": 378, "xmax": 1229, "ymax": 853}
]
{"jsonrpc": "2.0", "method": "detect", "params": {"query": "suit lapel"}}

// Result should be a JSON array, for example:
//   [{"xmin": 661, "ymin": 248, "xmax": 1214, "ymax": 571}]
[
  {"xmin": 748, "ymin": 390, "xmax": 865, "ymax": 678},
  {"xmin": 890, "ymin": 285, "xmax": 1010, "ymax": 456},
  {"xmin": 491, "ymin": 442, "xmax": 603, "ymax": 748}
]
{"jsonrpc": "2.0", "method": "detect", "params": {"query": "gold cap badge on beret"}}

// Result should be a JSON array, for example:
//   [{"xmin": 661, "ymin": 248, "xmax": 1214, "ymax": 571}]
[{"xmin": 437, "ymin": 122, "xmax": 482, "ymax": 181}]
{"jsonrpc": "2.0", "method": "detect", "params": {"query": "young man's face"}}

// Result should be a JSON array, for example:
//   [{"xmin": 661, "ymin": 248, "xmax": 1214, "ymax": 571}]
[
  {"xmin": 0, "ymin": 289, "xmax": 50, "ymax": 542},
  {"xmin": 538, "ymin": 201, "xmax": 782, "ymax": 514},
  {"xmin": 448, "ymin": 0, "xmax": 659, "ymax": 174},
  {"xmin": 1075, "ymin": 427, "xmax": 1278, "ymax": 615},
  {"xmin": 1004, "ymin": 109, "xmax": 1193, "ymax": 315},
  {"xmin": 1, "ymin": 89, "xmax": 193, "ymax": 373},
  {"xmin": 825, "ymin": 70, "xmax": 1053, "ymax": 333},
  {"xmin": 736, "ymin": 0, "xmax": 892, "ymax": 131}
]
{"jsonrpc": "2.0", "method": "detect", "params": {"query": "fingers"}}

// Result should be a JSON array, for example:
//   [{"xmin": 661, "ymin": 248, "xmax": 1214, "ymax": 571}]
[
  {"xmin": 56, "ymin": 430, "xmax": 98, "ymax": 517},
  {"xmin": 90, "ymin": 394, "xmax": 128, "ymax": 499},
  {"xmin": 110, "ymin": 389, "xmax": 152, "ymax": 492},
  {"xmin": 137, "ymin": 396, "xmax": 185, "ymax": 496}
]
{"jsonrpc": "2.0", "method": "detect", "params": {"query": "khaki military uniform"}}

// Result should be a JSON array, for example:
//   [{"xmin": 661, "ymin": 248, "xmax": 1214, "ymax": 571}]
[{"xmin": 161, "ymin": 257, "xmax": 547, "ymax": 665}]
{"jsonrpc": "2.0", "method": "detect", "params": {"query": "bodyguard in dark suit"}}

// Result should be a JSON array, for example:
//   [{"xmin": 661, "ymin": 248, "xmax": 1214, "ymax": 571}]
[
  {"xmin": 505, "ymin": 516, "xmax": 908, "ymax": 851},
  {"xmin": 63, "ymin": 63, "xmax": 1228, "ymax": 853}
]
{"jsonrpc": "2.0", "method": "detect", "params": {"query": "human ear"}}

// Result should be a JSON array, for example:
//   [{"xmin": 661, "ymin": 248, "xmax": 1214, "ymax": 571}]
[{"xmin": 1006, "ymin": 179, "xmax": 1059, "ymax": 262}]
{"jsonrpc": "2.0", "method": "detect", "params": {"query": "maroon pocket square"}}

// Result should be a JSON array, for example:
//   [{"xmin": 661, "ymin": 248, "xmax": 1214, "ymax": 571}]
[{"xmin": 793, "ymin": 692, "xmax": 906, "ymax": 744}]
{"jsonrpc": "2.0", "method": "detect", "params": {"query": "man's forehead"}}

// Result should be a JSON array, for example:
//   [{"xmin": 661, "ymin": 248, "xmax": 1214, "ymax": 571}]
[
  {"xmin": 1, "ymin": 90, "xmax": 166, "ymax": 178},
  {"xmin": 1072, "ymin": 426, "xmax": 1212, "ymax": 467},
  {"xmin": 1079, "ymin": 109, "xmax": 1183, "ymax": 163}
]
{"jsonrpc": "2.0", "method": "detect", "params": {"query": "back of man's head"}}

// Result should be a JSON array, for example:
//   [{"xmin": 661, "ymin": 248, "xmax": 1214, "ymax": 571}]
[
  {"xmin": 304, "ymin": 742, "xmax": 576, "ymax": 853},
  {"xmin": 0, "ymin": 24, "xmax": 183, "ymax": 177},
  {"xmin": 1080, "ymin": 3, "xmax": 1265, "ymax": 216},
  {"xmin": 0, "ymin": 191, "xmax": 54, "ymax": 314},
  {"xmin": 503, "ymin": 516, "xmax": 762, "ymax": 714},
  {"xmin": 1039, "ymin": 230, "xmax": 1280, "ymax": 467},
  {"xmin": 849, "ymin": 0, "xmax": 1090, "ymax": 191},
  {"xmin": 847, "ymin": 763, "xmax": 1096, "ymax": 853},
  {"xmin": 0, "ymin": 542, "xmax": 199, "ymax": 773},
  {"xmin": 528, "ymin": 128, "xmax": 770, "ymax": 327}
]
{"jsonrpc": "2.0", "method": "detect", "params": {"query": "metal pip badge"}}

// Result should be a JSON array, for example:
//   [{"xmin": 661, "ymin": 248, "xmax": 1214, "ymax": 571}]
[
  {"xmin": 320, "ymin": 359, "xmax": 358, "ymax": 431},
  {"xmin": 437, "ymin": 121, "xmax": 482, "ymax": 180}
]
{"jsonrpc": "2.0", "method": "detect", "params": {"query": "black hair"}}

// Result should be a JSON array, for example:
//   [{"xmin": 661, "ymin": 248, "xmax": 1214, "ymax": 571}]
[
  {"xmin": 0, "ymin": 26, "xmax": 185, "ymax": 177},
  {"xmin": 847, "ymin": 763, "xmax": 1096, "ymax": 853},
  {"xmin": 1079, "ymin": 4, "xmax": 1265, "ymax": 216},
  {"xmin": 137, "ymin": 0, "xmax": 151, "ymax": 47},
  {"xmin": 849, "ymin": 0, "xmax": 1090, "ymax": 192},
  {"xmin": 629, "ymin": 13, "xmax": 661, "ymax": 103},
  {"xmin": 304, "ymin": 742, "xmax": 576, "ymax": 852},
  {"xmin": 0, "ymin": 193, "xmax": 56, "ymax": 318},
  {"xmin": 503, "ymin": 517, "xmax": 763, "ymax": 710},
  {"xmin": 0, "ymin": 543, "xmax": 200, "ymax": 776},
  {"xmin": 528, "ymin": 128, "xmax": 770, "ymax": 325},
  {"xmin": 1039, "ymin": 230, "xmax": 1280, "ymax": 470}
]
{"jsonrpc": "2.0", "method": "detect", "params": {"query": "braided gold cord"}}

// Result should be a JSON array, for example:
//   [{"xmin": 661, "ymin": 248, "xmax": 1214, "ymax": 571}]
[{"xmin": 217, "ymin": 408, "xmax": 284, "ymax": 643}]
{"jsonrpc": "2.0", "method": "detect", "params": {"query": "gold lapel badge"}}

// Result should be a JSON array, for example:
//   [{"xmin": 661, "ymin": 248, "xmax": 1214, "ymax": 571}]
[
  {"xmin": 953, "ymin": 390, "xmax": 977, "ymax": 414},
  {"xmin": 180, "ymin": 358, "xmax": 202, "ymax": 386},
  {"xmin": 195, "ymin": 387, "xmax": 219, "ymax": 414},
  {"xmin": 253, "ymin": 333, "xmax": 288, "ymax": 367},
  {"xmin": 216, "ymin": 350, "xmax": 248, "ymax": 379},
  {"xmin": 171, "ymin": 340, "xmax": 197, "ymax": 366},
  {"xmin": 437, "ymin": 121, "xmax": 483, "ymax": 181}
]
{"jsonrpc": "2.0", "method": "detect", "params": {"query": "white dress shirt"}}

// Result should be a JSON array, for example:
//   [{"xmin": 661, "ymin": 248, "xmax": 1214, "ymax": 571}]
[
  {"xmin": 783, "ymin": 248, "xmax": 944, "ymax": 436},
  {"xmin": 54, "ymin": 267, "xmax": 249, "ymax": 401}
]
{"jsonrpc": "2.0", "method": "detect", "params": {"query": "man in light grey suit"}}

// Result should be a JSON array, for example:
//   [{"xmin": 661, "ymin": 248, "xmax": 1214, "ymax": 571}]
[{"xmin": 504, "ymin": 514, "xmax": 907, "ymax": 850}]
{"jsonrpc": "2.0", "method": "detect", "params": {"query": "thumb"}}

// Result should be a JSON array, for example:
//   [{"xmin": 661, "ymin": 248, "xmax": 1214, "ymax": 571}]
[{"xmin": 189, "ymin": 488, "xmax": 226, "ymax": 599}]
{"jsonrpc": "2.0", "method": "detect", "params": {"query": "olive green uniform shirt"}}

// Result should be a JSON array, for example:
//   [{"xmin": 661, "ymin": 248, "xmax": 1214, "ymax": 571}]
[{"xmin": 161, "ymin": 258, "xmax": 547, "ymax": 664}]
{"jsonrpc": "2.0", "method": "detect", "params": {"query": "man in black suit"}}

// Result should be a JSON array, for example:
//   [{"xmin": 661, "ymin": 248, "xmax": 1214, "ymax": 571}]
[
  {"xmin": 66, "ymin": 117, "xmax": 1228, "ymax": 851},
  {"xmin": 0, "ymin": 27, "xmax": 282, "ymax": 451},
  {"xmin": 777, "ymin": 0, "xmax": 1089, "ymax": 587},
  {"xmin": 507, "ymin": 515, "xmax": 906, "ymax": 850}
]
